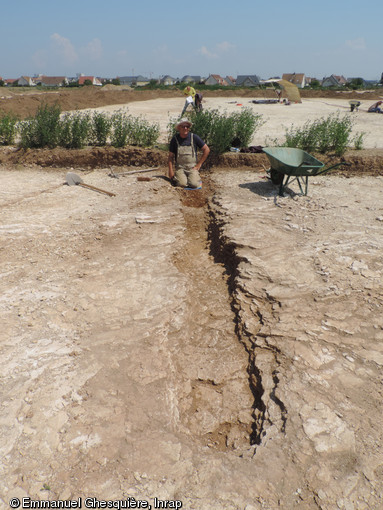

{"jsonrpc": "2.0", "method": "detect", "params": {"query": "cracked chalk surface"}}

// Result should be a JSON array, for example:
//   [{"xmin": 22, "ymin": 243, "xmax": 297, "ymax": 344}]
[{"xmin": 0, "ymin": 166, "xmax": 382, "ymax": 509}]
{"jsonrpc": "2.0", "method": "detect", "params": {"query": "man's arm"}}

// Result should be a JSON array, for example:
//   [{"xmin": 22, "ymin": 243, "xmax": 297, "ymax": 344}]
[
  {"xmin": 168, "ymin": 151, "xmax": 175, "ymax": 179},
  {"xmin": 193, "ymin": 144, "xmax": 210, "ymax": 171}
]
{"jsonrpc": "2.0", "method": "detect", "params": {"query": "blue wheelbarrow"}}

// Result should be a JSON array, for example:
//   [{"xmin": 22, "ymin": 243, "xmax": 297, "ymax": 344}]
[{"xmin": 263, "ymin": 147, "xmax": 350, "ymax": 196}]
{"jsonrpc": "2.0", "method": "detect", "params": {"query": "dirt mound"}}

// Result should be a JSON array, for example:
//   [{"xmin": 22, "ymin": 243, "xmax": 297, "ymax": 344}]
[
  {"xmin": 1, "ymin": 146, "xmax": 383, "ymax": 177},
  {"xmin": 0, "ymin": 146, "xmax": 168, "ymax": 170}
]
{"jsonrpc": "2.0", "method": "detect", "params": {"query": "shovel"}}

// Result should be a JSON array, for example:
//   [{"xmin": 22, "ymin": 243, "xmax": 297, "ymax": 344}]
[{"xmin": 66, "ymin": 172, "xmax": 115, "ymax": 197}]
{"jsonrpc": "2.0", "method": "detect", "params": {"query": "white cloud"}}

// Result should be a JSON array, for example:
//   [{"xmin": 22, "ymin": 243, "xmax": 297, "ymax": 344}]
[
  {"xmin": 199, "ymin": 46, "xmax": 218, "ymax": 59},
  {"xmin": 81, "ymin": 38, "xmax": 103, "ymax": 61},
  {"xmin": 50, "ymin": 33, "xmax": 78, "ymax": 65},
  {"xmin": 216, "ymin": 41, "xmax": 235, "ymax": 52},
  {"xmin": 345, "ymin": 37, "xmax": 366, "ymax": 51},
  {"xmin": 199, "ymin": 41, "xmax": 235, "ymax": 59}
]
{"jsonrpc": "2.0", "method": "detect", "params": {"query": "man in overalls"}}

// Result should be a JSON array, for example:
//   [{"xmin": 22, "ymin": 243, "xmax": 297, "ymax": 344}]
[{"xmin": 168, "ymin": 118, "xmax": 210, "ymax": 189}]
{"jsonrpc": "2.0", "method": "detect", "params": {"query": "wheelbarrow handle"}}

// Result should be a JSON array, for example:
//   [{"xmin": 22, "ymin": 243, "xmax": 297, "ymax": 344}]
[{"xmin": 316, "ymin": 161, "xmax": 351, "ymax": 176}]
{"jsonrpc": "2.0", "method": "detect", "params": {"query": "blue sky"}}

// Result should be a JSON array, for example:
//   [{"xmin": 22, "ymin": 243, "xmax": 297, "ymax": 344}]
[{"xmin": 1, "ymin": 0, "xmax": 382, "ymax": 80}]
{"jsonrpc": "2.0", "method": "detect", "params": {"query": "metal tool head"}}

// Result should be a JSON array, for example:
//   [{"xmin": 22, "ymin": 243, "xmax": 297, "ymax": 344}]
[{"xmin": 66, "ymin": 172, "xmax": 83, "ymax": 186}]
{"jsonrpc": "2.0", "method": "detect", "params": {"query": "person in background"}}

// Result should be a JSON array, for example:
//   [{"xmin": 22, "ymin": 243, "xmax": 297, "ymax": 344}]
[
  {"xmin": 181, "ymin": 85, "xmax": 196, "ymax": 116},
  {"xmin": 168, "ymin": 118, "xmax": 210, "ymax": 189},
  {"xmin": 368, "ymin": 100, "xmax": 383, "ymax": 113},
  {"xmin": 194, "ymin": 92, "xmax": 203, "ymax": 112}
]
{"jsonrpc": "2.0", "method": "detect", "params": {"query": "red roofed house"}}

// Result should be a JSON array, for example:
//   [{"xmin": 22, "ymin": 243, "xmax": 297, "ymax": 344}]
[
  {"xmin": 78, "ymin": 76, "xmax": 102, "ymax": 86},
  {"xmin": 204, "ymin": 74, "xmax": 228, "ymax": 86},
  {"xmin": 18, "ymin": 76, "xmax": 36, "ymax": 86},
  {"xmin": 321, "ymin": 74, "xmax": 347, "ymax": 87},
  {"xmin": 37, "ymin": 76, "xmax": 69, "ymax": 87}
]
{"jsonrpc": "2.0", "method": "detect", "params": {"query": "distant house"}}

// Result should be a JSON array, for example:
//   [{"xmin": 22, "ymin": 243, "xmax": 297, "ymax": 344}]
[
  {"xmin": 305, "ymin": 77, "xmax": 318, "ymax": 86},
  {"xmin": 346, "ymin": 76, "xmax": 367, "ymax": 86},
  {"xmin": 180, "ymin": 75, "xmax": 202, "ymax": 84},
  {"xmin": 225, "ymin": 76, "xmax": 236, "ymax": 86},
  {"xmin": 204, "ymin": 74, "xmax": 228, "ymax": 86},
  {"xmin": 236, "ymin": 75, "xmax": 260, "ymax": 87},
  {"xmin": 37, "ymin": 76, "xmax": 68, "ymax": 87},
  {"xmin": 5, "ymin": 79, "xmax": 18, "ymax": 86},
  {"xmin": 322, "ymin": 74, "xmax": 347, "ymax": 87},
  {"xmin": 118, "ymin": 75, "xmax": 150, "ymax": 87},
  {"xmin": 78, "ymin": 75, "xmax": 102, "ymax": 86},
  {"xmin": 365, "ymin": 79, "xmax": 379, "ymax": 87},
  {"xmin": 160, "ymin": 75, "xmax": 177, "ymax": 86},
  {"xmin": 334, "ymin": 75, "xmax": 347, "ymax": 85},
  {"xmin": 282, "ymin": 73, "xmax": 306, "ymax": 88},
  {"xmin": 17, "ymin": 76, "xmax": 36, "ymax": 87}
]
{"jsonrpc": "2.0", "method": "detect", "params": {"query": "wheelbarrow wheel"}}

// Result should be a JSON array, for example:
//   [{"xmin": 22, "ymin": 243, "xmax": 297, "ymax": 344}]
[{"xmin": 270, "ymin": 169, "xmax": 284, "ymax": 185}]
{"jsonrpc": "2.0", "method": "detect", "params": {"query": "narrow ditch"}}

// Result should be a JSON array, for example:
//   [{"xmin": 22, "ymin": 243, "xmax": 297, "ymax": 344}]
[
  {"xmin": 172, "ymin": 176, "xmax": 272, "ymax": 453},
  {"xmin": 206, "ymin": 198, "xmax": 267, "ymax": 448},
  {"xmin": 206, "ymin": 193, "xmax": 291, "ymax": 449}
]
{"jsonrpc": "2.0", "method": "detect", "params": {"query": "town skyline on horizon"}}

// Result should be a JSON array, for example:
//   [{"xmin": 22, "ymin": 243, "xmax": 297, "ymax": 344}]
[{"xmin": 2, "ymin": 71, "xmax": 379, "ymax": 85}]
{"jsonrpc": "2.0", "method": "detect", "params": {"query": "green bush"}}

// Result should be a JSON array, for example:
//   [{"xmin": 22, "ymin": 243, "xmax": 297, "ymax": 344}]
[
  {"xmin": 352, "ymin": 132, "xmax": 365, "ymax": 150},
  {"xmin": 168, "ymin": 108, "xmax": 263, "ymax": 155},
  {"xmin": 19, "ymin": 103, "xmax": 61, "ymax": 148},
  {"xmin": 127, "ymin": 115, "xmax": 160, "ymax": 147},
  {"xmin": 0, "ymin": 112, "xmax": 19, "ymax": 145},
  {"xmin": 110, "ymin": 111, "xmax": 159, "ymax": 148},
  {"xmin": 283, "ymin": 113, "xmax": 359, "ymax": 156},
  {"xmin": 231, "ymin": 108, "xmax": 264, "ymax": 148},
  {"xmin": 110, "ymin": 111, "xmax": 131, "ymax": 147},
  {"xmin": 59, "ymin": 112, "xmax": 91, "ymax": 149},
  {"xmin": 89, "ymin": 111, "xmax": 112, "ymax": 146}
]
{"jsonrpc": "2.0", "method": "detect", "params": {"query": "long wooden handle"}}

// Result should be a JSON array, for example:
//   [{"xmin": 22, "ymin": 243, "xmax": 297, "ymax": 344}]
[
  {"xmin": 120, "ymin": 166, "xmax": 160, "ymax": 176},
  {"xmin": 79, "ymin": 183, "xmax": 115, "ymax": 197},
  {"xmin": 110, "ymin": 166, "xmax": 160, "ymax": 178}
]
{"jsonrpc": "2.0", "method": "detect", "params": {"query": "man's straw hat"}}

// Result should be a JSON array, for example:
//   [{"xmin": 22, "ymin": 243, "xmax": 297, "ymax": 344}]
[{"xmin": 176, "ymin": 117, "xmax": 192, "ymax": 129}]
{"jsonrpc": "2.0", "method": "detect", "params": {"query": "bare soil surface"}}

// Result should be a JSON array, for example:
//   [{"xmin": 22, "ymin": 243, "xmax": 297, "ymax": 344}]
[
  {"xmin": 1, "ymin": 85, "xmax": 382, "ymax": 120},
  {"xmin": 1, "ymin": 88, "xmax": 383, "ymax": 510}
]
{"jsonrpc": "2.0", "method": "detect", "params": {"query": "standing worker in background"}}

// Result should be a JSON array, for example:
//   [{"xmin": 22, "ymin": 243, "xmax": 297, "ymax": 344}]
[
  {"xmin": 168, "ymin": 118, "xmax": 210, "ymax": 189},
  {"xmin": 194, "ymin": 92, "xmax": 203, "ymax": 112},
  {"xmin": 181, "ymin": 85, "xmax": 196, "ymax": 116}
]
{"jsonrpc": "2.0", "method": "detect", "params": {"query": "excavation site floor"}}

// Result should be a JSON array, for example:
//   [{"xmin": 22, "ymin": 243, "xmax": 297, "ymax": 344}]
[{"xmin": 0, "ymin": 163, "xmax": 382, "ymax": 510}]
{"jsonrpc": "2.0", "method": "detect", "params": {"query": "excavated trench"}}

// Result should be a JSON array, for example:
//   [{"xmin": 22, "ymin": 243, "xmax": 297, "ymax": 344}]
[
  {"xmin": 174, "ymin": 176, "xmax": 274, "ymax": 452},
  {"xmin": 206, "ymin": 207, "xmax": 267, "ymax": 447}
]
